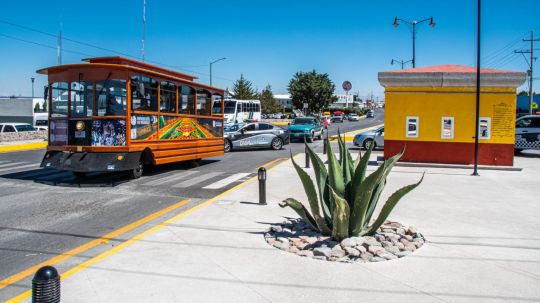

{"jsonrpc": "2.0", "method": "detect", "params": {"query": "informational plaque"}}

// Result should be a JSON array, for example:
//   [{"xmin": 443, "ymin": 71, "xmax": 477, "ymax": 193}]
[{"xmin": 491, "ymin": 102, "xmax": 514, "ymax": 138}]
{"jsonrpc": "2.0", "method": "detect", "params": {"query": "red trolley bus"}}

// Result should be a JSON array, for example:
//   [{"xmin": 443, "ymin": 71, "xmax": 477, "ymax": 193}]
[{"xmin": 38, "ymin": 57, "xmax": 225, "ymax": 178}]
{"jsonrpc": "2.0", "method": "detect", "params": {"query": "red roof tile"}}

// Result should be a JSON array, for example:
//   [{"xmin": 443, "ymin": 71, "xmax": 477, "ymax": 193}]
[{"xmin": 387, "ymin": 64, "xmax": 520, "ymax": 74}]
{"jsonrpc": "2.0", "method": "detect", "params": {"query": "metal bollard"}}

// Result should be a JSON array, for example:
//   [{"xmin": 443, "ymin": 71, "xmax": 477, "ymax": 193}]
[
  {"xmin": 323, "ymin": 137, "xmax": 327, "ymax": 155},
  {"xmin": 32, "ymin": 266, "xmax": 60, "ymax": 303},
  {"xmin": 258, "ymin": 167, "xmax": 267, "ymax": 205},
  {"xmin": 305, "ymin": 146, "xmax": 310, "ymax": 168}
]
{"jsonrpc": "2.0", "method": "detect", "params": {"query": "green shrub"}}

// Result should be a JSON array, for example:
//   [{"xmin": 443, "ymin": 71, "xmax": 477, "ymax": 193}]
[{"xmin": 279, "ymin": 132, "xmax": 423, "ymax": 241}]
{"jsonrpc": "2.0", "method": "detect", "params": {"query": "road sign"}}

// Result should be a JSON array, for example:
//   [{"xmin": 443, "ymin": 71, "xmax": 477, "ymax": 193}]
[
  {"xmin": 532, "ymin": 102, "xmax": 538, "ymax": 109},
  {"xmin": 342, "ymin": 81, "xmax": 352, "ymax": 92},
  {"xmin": 303, "ymin": 103, "xmax": 309, "ymax": 109}
]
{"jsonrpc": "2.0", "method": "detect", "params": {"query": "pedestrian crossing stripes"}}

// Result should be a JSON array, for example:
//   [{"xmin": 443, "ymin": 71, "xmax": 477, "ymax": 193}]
[
  {"xmin": 0, "ymin": 162, "xmax": 40, "ymax": 173},
  {"xmin": 142, "ymin": 170, "xmax": 200, "ymax": 186},
  {"xmin": 172, "ymin": 172, "xmax": 224, "ymax": 188},
  {"xmin": 0, "ymin": 161, "xmax": 26, "ymax": 169},
  {"xmin": 203, "ymin": 173, "xmax": 251, "ymax": 189}
]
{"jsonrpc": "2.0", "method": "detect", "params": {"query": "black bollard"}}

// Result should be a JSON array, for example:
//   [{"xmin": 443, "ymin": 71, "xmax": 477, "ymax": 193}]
[
  {"xmin": 258, "ymin": 167, "xmax": 267, "ymax": 205},
  {"xmin": 323, "ymin": 137, "xmax": 327, "ymax": 155},
  {"xmin": 32, "ymin": 266, "xmax": 60, "ymax": 303},
  {"xmin": 305, "ymin": 146, "xmax": 310, "ymax": 168}
]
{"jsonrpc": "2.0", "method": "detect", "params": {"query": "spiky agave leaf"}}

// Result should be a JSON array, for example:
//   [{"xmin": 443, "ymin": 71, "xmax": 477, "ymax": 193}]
[
  {"xmin": 290, "ymin": 152, "xmax": 332, "ymax": 235},
  {"xmin": 349, "ymin": 148, "xmax": 405, "ymax": 236},
  {"xmin": 279, "ymin": 198, "xmax": 318, "ymax": 231},
  {"xmin": 326, "ymin": 135, "xmax": 345, "ymax": 214},
  {"xmin": 348, "ymin": 142, "xmax": 374, "ymax": 206},
  {"xmin": 330, "ymin": 188, "xmax": 350, "ymax": 242},
  {"xmin": 364, "ymin": 173, "xmax": 424, "ymax": 236},
  {"xmin": 304, "ymin": 142, "xmax": 331, "ymax": 225}
]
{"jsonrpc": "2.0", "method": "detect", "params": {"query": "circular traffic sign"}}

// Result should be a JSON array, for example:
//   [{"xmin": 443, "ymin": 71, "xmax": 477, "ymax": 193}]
[{"xmin": 342, "ymin": 81, "xmax": 352, "ymax": 92}]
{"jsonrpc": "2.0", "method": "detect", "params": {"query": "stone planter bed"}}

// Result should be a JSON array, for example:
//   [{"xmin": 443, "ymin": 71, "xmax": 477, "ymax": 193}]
[{"xmin": 264, "ymin": 218, "xmax": 425, "ymax": 263}]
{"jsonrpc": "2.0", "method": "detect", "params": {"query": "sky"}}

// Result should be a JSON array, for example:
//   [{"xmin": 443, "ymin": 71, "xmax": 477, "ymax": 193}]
[{"xmin": 1, "ymin": 0, "xmax": 539, "ymax": 99}]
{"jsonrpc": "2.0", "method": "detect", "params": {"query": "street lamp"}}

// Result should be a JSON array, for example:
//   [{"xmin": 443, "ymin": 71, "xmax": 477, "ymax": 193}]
[
  {"xmin": 391, "ymin": 59, "xmax": 413, "ymax": 69},
  {"xmin": 209, "ymin": 57, "xmax": 226, "ymax": 86},
  {"xmin": 393, "ymin": 17, "xmax": 435, "ymax": 68},
  {"xmin": 31, "ymin": 77, "xmax": 35, "ymax": 99}
]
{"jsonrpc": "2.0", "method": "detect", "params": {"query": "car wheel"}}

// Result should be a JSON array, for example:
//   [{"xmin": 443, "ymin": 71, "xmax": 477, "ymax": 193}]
[
  {"xmin": 363, "ymin": 138, "xmax": 376, "ymax": 150},
  {"xmin": 271, "ymin": 137, "xmax": 283, "ymax": 150},
  {"xmin": 128, "ymin": 160, "xmax": 143, "ymax": 179},
  {"xmin": 306, "ymin": 132, "xmax": 314, "ymax": 143},
  {"xmin": 514, "ymin": 148, "xmax": 524, "ymax": 154},
  {"xmin": 224, "ymin": 139, "xmax": 232, "ymax": 153}
]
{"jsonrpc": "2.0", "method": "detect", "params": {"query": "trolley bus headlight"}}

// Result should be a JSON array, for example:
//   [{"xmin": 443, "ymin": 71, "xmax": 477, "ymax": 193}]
[
  {"xmin": 75, "ymin": 121, "xmax": 85, "ymax": 131},
  {"xmin": 117, "ymin": 155, "xmax": 124, "ymax": 161}
]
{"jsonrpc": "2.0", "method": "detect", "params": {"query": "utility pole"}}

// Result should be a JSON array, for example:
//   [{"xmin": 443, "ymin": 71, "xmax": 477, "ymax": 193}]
[
  {"xmin": 393, "ymin": 17, "xmax": 435, "ymax": 68},
  {"xmin": 57, "ymin": 28, "xmax": 62, "ymax": 65},
  {"xmin": 31, "ymin": 77, "xmax": 35, "ymax": 99},
  {"xmin": 515, "ymin": 31, "xmax": 540, "ymax": 115},
  {"xmin": 141, "ymin": 0, "xmax": 147, "ymax": 62}
]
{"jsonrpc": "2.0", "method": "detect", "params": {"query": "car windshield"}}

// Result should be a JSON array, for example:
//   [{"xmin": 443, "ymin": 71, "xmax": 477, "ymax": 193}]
[
  {"xmin": 225, "ymin": 124, "xmax": 243, "ymax": 132},
  {"xmin": 15, "ymin": 125, "xmax": 36, "ymax": 132},
  {"xmin": 224, "ymin": 101, "xmax": 236, "ymax": 114},
  {"xmin": 293, "ymin": 118, "xmax": 316, "ymax": 125}
]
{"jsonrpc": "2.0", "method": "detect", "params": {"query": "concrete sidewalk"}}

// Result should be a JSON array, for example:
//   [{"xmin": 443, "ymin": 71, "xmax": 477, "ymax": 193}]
[{"xmin": 17, "ymin": 151, "xmax": 540, "ymax": 302}]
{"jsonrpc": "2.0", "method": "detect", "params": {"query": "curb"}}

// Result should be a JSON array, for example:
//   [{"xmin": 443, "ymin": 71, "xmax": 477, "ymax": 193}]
[
  {"xmin": 0, "ymin": 142, "xmax": 48, "ymax": 153},
  {"xmin": 375, "ymin": 158, "xmax": 522, "ymax": 171}
]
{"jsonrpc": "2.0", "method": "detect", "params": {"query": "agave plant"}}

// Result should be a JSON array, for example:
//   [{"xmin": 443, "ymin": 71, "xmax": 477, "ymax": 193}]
[{"xmin": 279, "ymin": 131, "xmax": 424, "ymax": 241}]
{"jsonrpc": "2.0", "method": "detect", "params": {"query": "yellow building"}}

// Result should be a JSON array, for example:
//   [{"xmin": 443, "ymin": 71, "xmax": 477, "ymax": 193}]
[{"xmin": 378, "ymin": 65, "xmax": 526, "ymax": 166}]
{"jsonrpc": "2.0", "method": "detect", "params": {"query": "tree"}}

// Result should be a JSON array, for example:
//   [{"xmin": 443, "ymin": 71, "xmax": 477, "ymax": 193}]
[
  {"xmin": 518, "ymin": 90, "xmax": 528, "ymax": 96},
  {"xmin": 42, "ymin": 100, "xmax": 47, "ymax": 112},
  {"xmin": 231, "ymin": 74, "xmax": 257, "ymax": 100},
  {"xmin": 259, "ymin": 85, "xmax": 282, "ymax": 114},
  {"xmin": 34, "ymin": 102, "xmax": 41, "ymax": 112},
  {"xmin": 288, "ymin": 70, "xmax": 336, "ymax": 113}
]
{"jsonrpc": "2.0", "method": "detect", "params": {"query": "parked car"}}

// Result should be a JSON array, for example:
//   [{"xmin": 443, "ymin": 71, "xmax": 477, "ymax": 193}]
[
  {"xmin": 348, "ymin": 113, "xmax": 360, "ymax": 121},
  {"xmin": 288, "ymin": 117, "xmax": 324, "ymax": 143},
  {"xmin": 366, "ymin": 110, "xmax": 375, "ymax": 118},
  {"xmin": 331, "ymin": 115, "xmax": 344, "ymax": 123},
  {"xmin": 0, "ymin": 123, "xmax": 37, "ymax": 133},
  {"xmin": 515, "ymin": 115, "xmax": 540, "ymax": 152},
  {"xmin": 224, "ymin": 122, "xmax": 290, "ymax": 152},
  {"xmin": 353, "ymin": 126, "xmax": 384, "ymax": 150}
]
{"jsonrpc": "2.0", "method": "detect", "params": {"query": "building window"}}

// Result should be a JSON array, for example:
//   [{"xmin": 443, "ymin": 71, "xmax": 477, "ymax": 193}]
[
  {"xmin": 441, "ymin": 117, "xmax": 454, "ymax": 139},
  {"xmin": 131, "ymin": 76, "xmax": 158, "ymax": 111},
  {"xmin": 179, "ymin": 85, "xmax": 195, "ymax": 115},
  {"xmin": 479, "ymin": 117, "xmax": 491, "ymax": 139},
  {"xmin": 160, "ymin": 81, "xmax": 177, "ymax": 113},
  {"xmin": 406, "ymin": 116, "xmax": 419, "ymax": 138}
]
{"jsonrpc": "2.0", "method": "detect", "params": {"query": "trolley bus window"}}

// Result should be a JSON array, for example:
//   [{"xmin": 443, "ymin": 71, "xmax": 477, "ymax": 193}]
[
  {"xmin": 212, "ymin": 95, "xmax": 223, "ymax": 114},
  {"xmin": 70, "ymin": 81, "xmax": 94, "ymax": 117},
  {"xmin": 180, "ymin": 85, "xmax": 195, "ymax": 115},
  {"xmin": 131, "ymin": 76, "xmax": 158, "ymax": 111},
  {"xmin": 96, "ymin": 79, "xmax": 126, "ymax": 116},
  {"xmin": 196, "ymin": 89, "xmax": 212, "ymax": 116},
  {"xmin": 160, "ymin": 81, "xmax": 177, "ymax": 113},
  {"xmin": 51, "ymin": 82, "xmax": 69, "ymax": 117}
]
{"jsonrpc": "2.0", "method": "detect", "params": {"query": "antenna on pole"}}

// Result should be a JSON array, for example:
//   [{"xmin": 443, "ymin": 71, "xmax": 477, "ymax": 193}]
[
  {"xmin": 57, "ymin": 23, "xmax": 62, "ymax": 65},
  {"xmin": 141, "ymin": 0, "xmax": 146, "ymax": 62}
]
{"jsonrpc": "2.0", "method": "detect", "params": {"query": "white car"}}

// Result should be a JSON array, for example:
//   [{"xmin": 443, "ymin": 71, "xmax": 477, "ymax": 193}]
[
  {"xmin": 348, "ymin": 113, "xmax": 360, "ymax": 121},
  {"xmin": 515, "ymin": 115, "xmax": 540, "ymax": 152},
  {"xmin": 0, "ymin": 123, "xmax": 37, "ymax": 133}
]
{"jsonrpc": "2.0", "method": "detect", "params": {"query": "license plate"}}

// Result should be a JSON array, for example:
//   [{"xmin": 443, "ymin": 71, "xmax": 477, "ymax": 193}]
[{"xmin": 75, "ymin": 131, "xmax": 86, "ymax": 138}]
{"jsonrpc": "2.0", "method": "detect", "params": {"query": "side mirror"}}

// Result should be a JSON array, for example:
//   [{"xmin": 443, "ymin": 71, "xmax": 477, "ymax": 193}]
[{"xmin": 288, "ymin": 122, "xmax": 291, "ymax": 125}]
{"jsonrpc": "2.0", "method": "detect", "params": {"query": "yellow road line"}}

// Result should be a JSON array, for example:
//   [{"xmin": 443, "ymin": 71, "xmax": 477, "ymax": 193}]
[
  {"xmin": 6, "ymin": 156, "xmax": 293, "ymax": 303},
  {"xmin": 0, "ymin": 142, "xmax": 48, "ymax": 153},
  {"xmin": 0, "ymin": 199, "xmax": 191, "ymax": 291}
]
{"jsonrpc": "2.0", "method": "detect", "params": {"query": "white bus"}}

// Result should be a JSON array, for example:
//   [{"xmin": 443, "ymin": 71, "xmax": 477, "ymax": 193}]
[{"xmin": 222, "ymin": 99, "xmax": 261, "ymax": 125}]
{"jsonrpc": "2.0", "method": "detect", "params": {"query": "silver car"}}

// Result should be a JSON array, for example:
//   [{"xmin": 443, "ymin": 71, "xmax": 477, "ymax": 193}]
[
  {"xmin": 353, "ymin": 126, "xmax": 384, "ymax": 150},
  {"xmin": 515, "ymin": 115, "xmax": 540, "ymax": 152}
]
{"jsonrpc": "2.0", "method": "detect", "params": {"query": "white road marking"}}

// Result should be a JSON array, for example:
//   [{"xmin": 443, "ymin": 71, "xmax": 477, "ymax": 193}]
[
  {"xmin": 143, "ymin": 170, "xmax": 199, "ymax": 186},
  {"xmin": 172, "ymin": 171, "xmax": 223, "ymax": 188},
  {"xmin": 203, "ymin": 173, "xmax": 251, "ymax": 189},
  {"xmin": 0, "ymin": 163, "xmax": 40, "ymax": 173},
  {"xmin": 0, "ymin": 161, "xmax": 27, "ymax": 169}
]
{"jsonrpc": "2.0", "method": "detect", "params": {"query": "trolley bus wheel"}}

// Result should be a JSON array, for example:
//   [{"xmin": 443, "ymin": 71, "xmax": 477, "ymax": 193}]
[
  {"xmin": 128, "ymin": 160, "xmax": 144, "ymax": 179},
  {"xmin": 72, "ymin": 171, "xmax": 86, "ymax": 178}
]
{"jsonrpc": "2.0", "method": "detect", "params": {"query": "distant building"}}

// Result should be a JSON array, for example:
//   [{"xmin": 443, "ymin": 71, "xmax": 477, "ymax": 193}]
[
  {"xmin": 331, "ymin": 94, "xmax": 354, "ymax": 108},
  {"xmin": 273, "ymin": 94, "xmax": 292, "ymax": 109},
  {"xmin": 0, "ymin": 97, "xmax": 45, "ymax": 124}
]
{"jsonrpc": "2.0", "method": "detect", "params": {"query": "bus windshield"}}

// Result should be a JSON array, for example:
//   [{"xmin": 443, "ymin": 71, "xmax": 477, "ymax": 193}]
[{"xmin": 224, "ymin": 101, "xmax": 236, "ymax": 114}]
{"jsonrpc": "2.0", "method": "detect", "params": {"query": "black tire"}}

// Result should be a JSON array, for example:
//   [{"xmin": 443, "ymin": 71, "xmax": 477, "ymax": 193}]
[
  {"xmin": 271, "ymin": 137, "xmax": 283, "ymax": 150},
  {"xmin": 363, "ymin": 138, "xmax": 376, "ymax": 150},
  {"xmin": 72, "ymin": 171, "xmax": 86, "ymax": 178},
  {"xmin": 514, "ymin": 148, "xmax": 524, "ymax": 154},
  {"xmin": 224, "ymin": 139, "xmax": 232, "ymax": 153},
  {"xmin": 306, "ymin": 132, "xmax": 314, "ymax": 143},
  {"xmin": 128, "ymin": 160, "xmax": 143, "ymax": 179},
  {"xmin": 186, "ymin": 159, "xmax": 201, "ymax": 168}
]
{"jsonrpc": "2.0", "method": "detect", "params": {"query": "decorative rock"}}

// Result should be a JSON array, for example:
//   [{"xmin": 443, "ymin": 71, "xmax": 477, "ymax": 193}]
[
  {"xmin": 396, "ymin": 251, "xmax": 412, "ymax": 258},
  {"xmin": 397, "ymin": 242, "xmax": 405, "ymax": 250},
  {"xmin": 404, "ymin": 244, "xmax": 417, "ymax": 252},
  {"xmin": 364, "ymin": 238, "xmax": 381, "ymax": 247},
  {"xmin": 340, "ymin": 238, "xmax": 356, "ymax": 248},
  {"xmin": 344, "ymin": 247, "xmax": 360, "ymax": 257},
  {"xmin": 378, "ymin": 252, "xmax": 398, "ymax": 260},
  {"xmin": 356, "ymin": 245, "xmax": 367, "ymax": 253},
  {"xmin": 403, "ymin": 235, "xmax": 414, "ymax": 241},
  {"xmin": 297, "ymin": 250, "xmax": 314, "ymax": 258},
  {"xmin": 330, "ymin": 248, "xmax": 346, "ymax": 258},
  {"xmin": 313, "ymin": 246, "xmax": 332, "ymax": 258},
  {"xmin": 396, "ymin": 228, "xmax": 406, "ymax": 235},
  {"xmin": 292, "ymin": 239, "xmax": 307, "ymax": 250},
  {"xmin": 370, "ymin": 257, "xmax": 386, "ymax": 262},
  {"xmin": 305, "ymin": 237, "xmax": 318, "ymax": 245},
  {"xmin": 289, "ymin": 246, "xmax": 300, "ymax": 253},
  {"xmin": 313, "ymin": 256, "xmax": 327, "ymax": 260},
  {"xmin": 368, "ymin": 245, "xmax": 385, "ymax": 255},
  {"xmin": 381, "ymin": 241, "xmax": 392, "ymax": 248},
  {"xmin": 360, "ymin": 252, "xmax": 374, "ymax": 261},
  {"xmin": 407, "ymin": 226, "xmax": 417, "ymax": 235},
  {"xmin": 385, "ymin": 246, "xmax": 400, "ymax": 255},
  {"xmin": 277, "ymin": 237, "xmax": 289, "ymax": 244},
  {"xmin": 351, "ymin": 237, "xmax": 365, "ymax": 246}
]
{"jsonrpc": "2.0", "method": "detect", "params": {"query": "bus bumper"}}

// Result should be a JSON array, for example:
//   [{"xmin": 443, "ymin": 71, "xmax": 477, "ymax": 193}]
[{"xmin": 41, "ymin": 151, "xmax": 141, "ymax": 173}]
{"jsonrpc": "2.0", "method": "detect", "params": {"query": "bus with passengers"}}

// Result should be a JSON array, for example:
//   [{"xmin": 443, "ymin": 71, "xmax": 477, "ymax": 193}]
[
  {"xmin": 223, "ymin": 99, "xmax": 261, "ymax": 125},
  {"xmin": 39, "ymin": 56, "xmax": 225, "ymax": 179}
]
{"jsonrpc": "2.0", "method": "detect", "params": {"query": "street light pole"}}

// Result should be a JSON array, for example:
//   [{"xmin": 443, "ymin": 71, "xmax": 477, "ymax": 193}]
[
  {"xmin": 391, "ymin": 59, "xmax": 412, "ymax": 69},
  {"xmin": 31, "ymin": 77, "xmax": 35, "ymax": 99},
  {"xmin": 393, "ymin": 17, "xmax": 435, "ymax": 68},
  {"xmin": 472, "ymin": 0, "xmax": 481, "ymax": 176},
  {"xmin": 209, "ymin": 57, "xmax": 226, "ymax": 86}
]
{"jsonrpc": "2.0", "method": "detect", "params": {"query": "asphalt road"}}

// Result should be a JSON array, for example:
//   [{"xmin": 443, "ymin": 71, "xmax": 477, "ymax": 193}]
[{"xmin": 0, "ymin": 109, "xmax": 384, "ymax": 300}]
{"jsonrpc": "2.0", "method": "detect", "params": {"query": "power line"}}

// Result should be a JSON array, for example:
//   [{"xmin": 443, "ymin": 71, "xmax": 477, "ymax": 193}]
[
  {"xmin": 0, "ymin": 33, "xmax": 94, "ymax": 57},
  {"xmin": 0, "ymin": 18, "xmax": 234, "ymax": 82}
]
